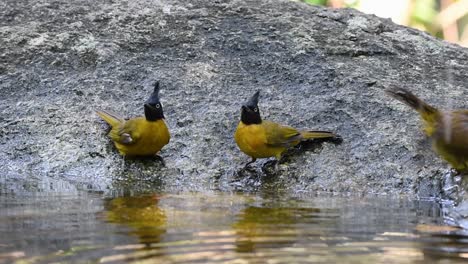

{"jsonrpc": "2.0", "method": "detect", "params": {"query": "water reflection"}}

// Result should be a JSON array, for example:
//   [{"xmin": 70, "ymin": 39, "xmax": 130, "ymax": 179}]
[
  {"xmin": 233, "ymin": 206, "xmax": 329, "ymax": 253},
  {"xmin": 1, "ymin": 192, "xmax": 468, "ymax": 263},
  {"xmin": 104, "ymin": 195, "xmax": 167, "ymax": 246}
]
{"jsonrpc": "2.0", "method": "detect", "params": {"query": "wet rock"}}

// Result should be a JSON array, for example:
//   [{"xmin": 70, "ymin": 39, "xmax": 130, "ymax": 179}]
[{"xmin": 1, "ymin": 0, "xmax": 467, "ymax": 204}]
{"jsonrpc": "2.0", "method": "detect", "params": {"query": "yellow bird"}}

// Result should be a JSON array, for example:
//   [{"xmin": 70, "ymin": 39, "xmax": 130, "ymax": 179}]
[
  {"xmin": 97, "ymin": 81, "xmax": 170, "ymax": 158},
  {"xmin": 386, "ymin": 88, "xmax": 468, "ymax": 173},
  {"xmin": 234, "ymin": 91, "xmax": 338, "ymax": 166}
]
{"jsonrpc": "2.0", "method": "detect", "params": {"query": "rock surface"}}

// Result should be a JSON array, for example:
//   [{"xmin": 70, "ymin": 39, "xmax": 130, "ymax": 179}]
[{"xmin": 1, "ymin": 0, "xmax": 467, "ymax": 202}]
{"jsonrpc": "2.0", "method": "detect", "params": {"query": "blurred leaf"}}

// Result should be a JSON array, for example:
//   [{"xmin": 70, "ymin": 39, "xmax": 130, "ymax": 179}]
[
  {"xmin": 343, "ymin": 0, "xmax": 360, "ymax": 8},
  {"xmin": 302, "ymin": 0, "xmax": 328, "ymax": 5},
  {"xmin": 297, "ymin": 0, "xmax": 467, "ymax": 46},
  {"xmin": 412, "ymin": 0, "xmax": 438, "ymax": 25}
]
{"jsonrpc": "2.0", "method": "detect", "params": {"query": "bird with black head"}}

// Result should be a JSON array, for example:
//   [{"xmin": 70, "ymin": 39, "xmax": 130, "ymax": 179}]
[
  {"xmin": 234, "ymin": 90, "xmax": 339, "ymax": 167},
  {"xmin": 97, "ymin": 81, "xmax": 170, "ymax": 158}
]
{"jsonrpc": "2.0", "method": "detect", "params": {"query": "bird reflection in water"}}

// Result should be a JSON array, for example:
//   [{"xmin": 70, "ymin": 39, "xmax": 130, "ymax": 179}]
[
  {"xmin": 232, "ymin": 205, "xmax": 324, "ymax": 253},
  {"xmin": 104, "ymin": 195, "xmax": 167, "ymax": 247}
]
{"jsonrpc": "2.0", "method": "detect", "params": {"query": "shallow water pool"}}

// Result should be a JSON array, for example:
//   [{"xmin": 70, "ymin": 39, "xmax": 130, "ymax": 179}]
[{"xmin": 1, "ymin": 191, "xmax": 467, "ymax": 263}]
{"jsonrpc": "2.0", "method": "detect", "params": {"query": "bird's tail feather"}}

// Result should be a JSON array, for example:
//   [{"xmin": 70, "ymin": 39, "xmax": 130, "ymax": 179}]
[
  {"xmin": 385, "ymin": 88, "xmax": 439, "ymax": 122},
  {"xmin": 96, "ymin": 110, "xmax": 124, "ymax": 127},
  {"xmin": 300, "ymin": 130, "xmax": 336, "ymax": 139}
]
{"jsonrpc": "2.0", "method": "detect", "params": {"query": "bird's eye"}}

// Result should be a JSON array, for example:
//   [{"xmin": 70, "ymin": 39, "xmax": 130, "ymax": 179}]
[
  {"xmin": 156, "ymin": 104, "xmax": 160, "ymax": 108},
  {"xmin": 254, "ymin": 107, "xmax": 258, "ymax": 112}
]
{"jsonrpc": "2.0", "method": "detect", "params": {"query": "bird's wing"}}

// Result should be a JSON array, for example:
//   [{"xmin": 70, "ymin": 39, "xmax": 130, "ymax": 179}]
[
  {"xmin": 263, "ymin": 120, "xmax": 301, "ymax": 147},
  {"xmin": 451, "ymin": 110, "xmax": 468, "ymax": 148},
  {"xmin": 110, "ymin": 119, "xmax": 141, "ymax": 145}
]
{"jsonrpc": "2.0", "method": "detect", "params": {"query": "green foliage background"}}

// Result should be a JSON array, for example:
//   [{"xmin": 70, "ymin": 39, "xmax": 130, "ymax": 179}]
[{"xmin": 300, "ymin": 0, "xmax": 468, "ymax": 46}]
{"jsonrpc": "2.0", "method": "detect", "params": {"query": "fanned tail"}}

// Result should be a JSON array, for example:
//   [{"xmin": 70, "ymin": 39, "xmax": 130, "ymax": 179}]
[{"xmin": 96, "ymin": 110, "xmax": 124, "ymax": 128}]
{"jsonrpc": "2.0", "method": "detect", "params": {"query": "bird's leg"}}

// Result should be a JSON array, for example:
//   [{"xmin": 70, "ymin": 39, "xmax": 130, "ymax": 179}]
[
  {"xmin": 272, "ymin": 158, "xmax": 281, "ymax": 171},
  {"xmin": 261, "ymin": 159, "xmax": 280, "ymax": 176},
  {"xmin": 154, "ymin": 154, "xmax": 166, "ymax": 167},
  {"xmin": 244, "ymin": 158, "xmax": 256, "ymax": 169},
  {"xmin": 273, "ymin": 153, "xmax": 287, "ymax": 171},
  {"xmin": 276, "ymin": 153, "xmax": 285, "ymax": 164}
]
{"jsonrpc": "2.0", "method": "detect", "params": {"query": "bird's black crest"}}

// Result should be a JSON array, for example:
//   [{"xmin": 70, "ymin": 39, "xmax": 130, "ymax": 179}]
[
  {"xmin": 241, "ymin": 90, "xmax": 262, "ymax": 125},
  {"xmin": 144, "ymin": 81, "xmax": 165, "ymax": 121}
]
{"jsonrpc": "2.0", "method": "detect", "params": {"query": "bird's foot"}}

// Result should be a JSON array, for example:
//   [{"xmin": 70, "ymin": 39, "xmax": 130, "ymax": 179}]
[
  {"xmin": 262, "ymin": 159, "xmax": 279, "ymax": 176},
  {"xmin": 242, "ymin": 158, "xmax": 257, "ymax": 171},
  {"xmin": 154, "ymin": 155, "xmax": 166, "ymax": 167}
]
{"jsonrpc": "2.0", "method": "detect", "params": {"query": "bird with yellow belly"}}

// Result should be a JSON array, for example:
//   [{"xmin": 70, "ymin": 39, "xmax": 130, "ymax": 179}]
[
  {"xmin": 97, "ymin": 81, "xmax": 170, "ymax": 159},
  {"xmin": 386, "ymin": 88, "xmax": 468, "ymax": 174},
  {"xmin": 234, "ymin": 90, "xmax": 338, "ymax": 167}
]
